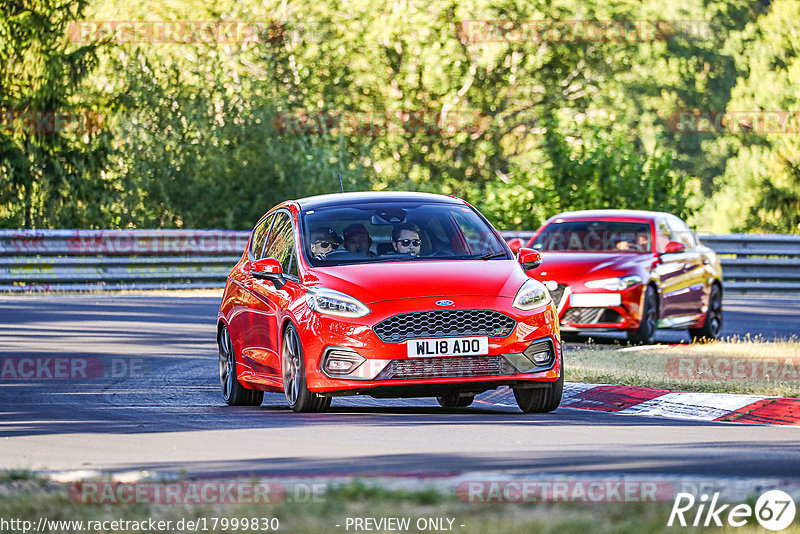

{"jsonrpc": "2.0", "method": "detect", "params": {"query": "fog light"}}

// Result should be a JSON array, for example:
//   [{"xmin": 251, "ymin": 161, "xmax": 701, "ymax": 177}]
[
  {"xmin": 323, "ymin": 349, "xmax": 365, "ymax": 376},
  {"xmin": 530, "ymin": 350, "xmax": 551, "ymax": 365}
]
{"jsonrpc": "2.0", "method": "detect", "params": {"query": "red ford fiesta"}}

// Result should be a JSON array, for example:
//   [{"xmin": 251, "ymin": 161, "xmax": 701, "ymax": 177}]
[{"xmin": 217, "ymin": 192, "xmax": 562, "ymax": 413}]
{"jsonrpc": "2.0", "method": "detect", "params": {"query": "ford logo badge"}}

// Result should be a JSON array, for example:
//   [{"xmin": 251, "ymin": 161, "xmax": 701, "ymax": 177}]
[{"xmin": 435, "ymin": 300, "xmax": 454, "ymax": 306}]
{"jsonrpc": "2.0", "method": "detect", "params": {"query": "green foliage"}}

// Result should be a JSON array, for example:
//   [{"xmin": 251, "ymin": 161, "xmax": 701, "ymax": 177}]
[
  {"xmin": 0, "ymin": 0, "xmax": 110, "ymax": 228},
  {"xmin": 1, "ymin": 0, "xmax": 796, "ymax": 232}
]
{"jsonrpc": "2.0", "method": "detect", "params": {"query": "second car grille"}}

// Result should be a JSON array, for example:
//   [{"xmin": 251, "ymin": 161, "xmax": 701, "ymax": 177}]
[
  {"xmin": 374, "ymin": 355, "xmax": 515, "ymax": 380},
  {"xmin": 563, "ymin": 308, "xmax": 623, "ymax": 324},
  {"xmin": 373, "ymin": 309, "xmax": 517, "ymax": 343}
]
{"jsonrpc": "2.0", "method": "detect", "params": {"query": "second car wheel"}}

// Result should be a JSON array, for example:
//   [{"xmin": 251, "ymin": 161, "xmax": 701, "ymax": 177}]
[
  {"xmin": 218, "ymin": 325, "xmax": 264, "ymax": 407},
  {"xmin": 282, "ymin": 324, "xmax": 331, "ymax": 413},
  {"xmin": 690, "ymin": 284, "xmax": 723, "ymax": 342},
  {"xmin": 628, "ymin": 285, "xmax": 658, "ymax": 345}
]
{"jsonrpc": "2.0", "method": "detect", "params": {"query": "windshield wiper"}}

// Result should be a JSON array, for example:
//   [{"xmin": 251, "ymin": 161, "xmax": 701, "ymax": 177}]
[{"xmin": 473, "ymin": 251, "xmax": 507, "ymax": 260}]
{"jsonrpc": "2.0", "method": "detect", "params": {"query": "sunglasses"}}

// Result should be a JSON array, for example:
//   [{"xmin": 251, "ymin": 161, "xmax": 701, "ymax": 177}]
[
  {"xmin": 395, "ymin": 238, "xmax": 421, "ymax": 247},
  {"xmin": 314, "ymin": 240, "xmax": 339, "ymax": 249}
]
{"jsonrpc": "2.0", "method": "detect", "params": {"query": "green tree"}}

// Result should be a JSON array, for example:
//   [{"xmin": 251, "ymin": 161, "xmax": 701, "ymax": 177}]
[{"xmin": 0, "ymin": 0, "xmax": 110, "ymax": 228}]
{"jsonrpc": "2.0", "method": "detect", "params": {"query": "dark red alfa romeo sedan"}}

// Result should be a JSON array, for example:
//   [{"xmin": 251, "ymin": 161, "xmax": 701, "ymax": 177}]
[
  {"xmin": 217, "ymin": 192, "xmax": 562, "ymax": 413},
  {"xmin": 525, "ymin": 210, "xmax": 723, "ymax": 344}
]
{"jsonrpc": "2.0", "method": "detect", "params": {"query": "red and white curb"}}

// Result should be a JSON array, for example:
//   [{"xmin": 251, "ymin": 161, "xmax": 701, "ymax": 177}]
[{"xmin": 561, "ymin": 383, "xmax": 800, "ymax": 425}]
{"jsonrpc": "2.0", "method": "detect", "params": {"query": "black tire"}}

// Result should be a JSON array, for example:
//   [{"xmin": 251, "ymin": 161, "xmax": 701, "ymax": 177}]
[
  {"xmin": 282, "ymin": 324, "xmax": 330, "ymax": 413},
  {"xmin": 218, "ymin": 325, "xmax": 264, "ymax": 406},
  {"xmin": 513, "ymin": 362, "xmax": 563, "ymax": 413},
  {"xmin": 628, "ymin": 285, "xmax": 658, "ymax": 345},
  {"xmin": 436, "ymin": 393, "xmax": 475, "ymax": 408},
  {"xmin": 690, "ymin": 284, "xmax": 723, "ymax": 342}
]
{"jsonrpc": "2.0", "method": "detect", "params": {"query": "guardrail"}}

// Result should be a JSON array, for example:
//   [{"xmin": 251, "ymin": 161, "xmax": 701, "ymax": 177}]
[
  {"xmin": 1, "ymin": 230, "xmax": 798, "ymax": 293},
  {"xmin": 697, "ymin": 234, "xmax": 800, "ymax": 294},
  {"xmin": 0, "ymin": 230, "xmax": 248, "ymax": 292}
]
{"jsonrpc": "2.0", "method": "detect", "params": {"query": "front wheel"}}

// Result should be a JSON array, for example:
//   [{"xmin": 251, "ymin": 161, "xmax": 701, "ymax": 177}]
[
  {"xmin": 513, "ymin": 368, "xmax": 563, "ymax": 413},
  {"xmin": 690, "ymin": 284, "xmax": 723, "ymax": 342},
  {"xmin": 218, "ymin": 325, "xmax": 263, "ymax": 406},
  {"xmin": 628, "ymin": 285, "xmax": 658, "ymax": 345},
  {"xmin": 281, "ymin": 325, "xmax": 331, "ymax": 413}
]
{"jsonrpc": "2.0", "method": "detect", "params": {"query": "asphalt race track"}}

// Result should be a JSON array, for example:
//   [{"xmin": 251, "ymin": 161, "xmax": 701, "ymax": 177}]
[{"xmin": 1, "ymin": 293, "xmax": 800, "ymax": 483}]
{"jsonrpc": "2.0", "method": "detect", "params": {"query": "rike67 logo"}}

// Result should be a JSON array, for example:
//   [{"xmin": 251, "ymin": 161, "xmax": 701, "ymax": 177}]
[{"xmin": 668, "ymin": 490, "xmax": 796, "ymax": 530}]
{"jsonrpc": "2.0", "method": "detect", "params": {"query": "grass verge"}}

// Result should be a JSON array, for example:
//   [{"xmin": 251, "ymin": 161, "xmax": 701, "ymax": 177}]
[
  {"xmin": 1, "ymin": 477, "xmax": 796, "ymax": 534},
  {"xmin": 565, "ymin": 338, "xmax": 800, "ymax": 397}
]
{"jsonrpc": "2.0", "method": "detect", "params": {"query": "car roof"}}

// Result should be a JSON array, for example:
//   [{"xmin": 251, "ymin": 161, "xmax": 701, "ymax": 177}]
[
  {"xmin": 294, "ymin": 191, "xmax": 466, "ymax": 210},
  {"xmin": 546, "ymin": 209, "xmax": 674, "ymax": 223}
]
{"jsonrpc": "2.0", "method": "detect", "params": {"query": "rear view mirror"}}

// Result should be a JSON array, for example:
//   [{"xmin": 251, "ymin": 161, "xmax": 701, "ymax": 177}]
[{"xmin": 517, "ymin": 248, "xmax": 542, "ymax": 272}]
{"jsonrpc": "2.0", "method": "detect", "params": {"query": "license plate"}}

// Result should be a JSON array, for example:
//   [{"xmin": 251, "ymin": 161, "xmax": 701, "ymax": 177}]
[
  {"xmin": 406, "ymin": 336, "xmax": 489, "ymax": 357},
  {"xmin": 570, "ymin": 293, "xmax": 621, "ymax": 307}
]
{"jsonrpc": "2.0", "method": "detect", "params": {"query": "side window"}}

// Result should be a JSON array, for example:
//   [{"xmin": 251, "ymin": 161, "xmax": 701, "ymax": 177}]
[
  {"xmin": 655, "ymin": 219, "xmax": 672, "ymax": 253},
  {"xmin": 263, "ymin": 211, "xmax": 297, "ymax": 276},
  {"xmin": 668, "ymin": 218, "xmax": 697, "ymax": 249},
  {"xmin": 249, "ymin": 214, "xmax": 274, "ymax": 259}
]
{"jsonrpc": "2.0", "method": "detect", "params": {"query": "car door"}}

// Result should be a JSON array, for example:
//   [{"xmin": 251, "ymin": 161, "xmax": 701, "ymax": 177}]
[
  {"xmin": 229, "ymin": 213, "xmax": 274, "ymax": 370},
  {"xmin": 247, "ymin": 211, "xmax": 300, "ymax": 385},
  {"xmin": 667, "ymin": 217, "xmax": 706, "ymax": 316},
  {"xmin": 654, "ymin": 217, "xmax": 703, "ymax": 319}
]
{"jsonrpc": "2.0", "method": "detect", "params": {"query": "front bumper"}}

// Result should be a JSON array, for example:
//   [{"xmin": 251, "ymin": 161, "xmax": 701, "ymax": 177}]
[
  {"xmin": 550, "ymin": 283, "xmax": 646, "ymax": 332},
  {"xmin": 295, "ymin": 295, "xmax": 561, "ymax": 394}
]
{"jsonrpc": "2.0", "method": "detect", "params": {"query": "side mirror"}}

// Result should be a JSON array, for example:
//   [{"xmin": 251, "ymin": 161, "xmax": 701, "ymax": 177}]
[
  {"xmin": 663, "ymin": 241, "xmax": 686, "ymax": 254},
  {"xmin": 251, "ymin": 257, "xmax": 286, "ymax": 289},
  {"xmin": 517, "ymin": 248, "xmax": 542, "ymax": 272}
]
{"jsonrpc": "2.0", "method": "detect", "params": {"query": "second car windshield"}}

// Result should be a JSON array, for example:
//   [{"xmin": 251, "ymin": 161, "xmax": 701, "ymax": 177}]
[
  {"xmin": 301, "ymin": 202, "xmax": 508, "ymax": 265},
  {"xmin": 532, "ymin": 220, "xmax": 653, "ymax": 253}
]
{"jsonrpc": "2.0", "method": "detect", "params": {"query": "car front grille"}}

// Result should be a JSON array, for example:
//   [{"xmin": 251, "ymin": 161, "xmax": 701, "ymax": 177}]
[
  {"xmin": 373, "ymin": 310, "xmax": 517, "ymax": 343},
  {"xmin": 374, "ymin": 355, "xmax": 516, "ymax": 380},
  {"xmin": 563, "ymin": 308, "xmax": 623, "ymax": 324}
]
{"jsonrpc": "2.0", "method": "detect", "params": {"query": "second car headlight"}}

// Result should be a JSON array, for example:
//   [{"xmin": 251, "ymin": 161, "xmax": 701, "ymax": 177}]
[
  {"xmin": 585, "ymin": 275, "xmax": 642, "ymax": 291},
  {"xmin": 306, "ymin": 288, "xmax": 371, "ymax": 318},
  {"xmin": 513, "ymin": 279, "xmax": 552, "ymax": 310}
]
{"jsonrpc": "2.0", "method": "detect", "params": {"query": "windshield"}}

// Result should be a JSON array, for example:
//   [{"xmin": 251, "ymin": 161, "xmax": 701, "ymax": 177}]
[
  {"xmin": 532, "ymin": 220, "xmax": 653, "ymax": 253},
  {"xmin": 301, "ymin": 201, "xmax": 509, "ymax": 266}
]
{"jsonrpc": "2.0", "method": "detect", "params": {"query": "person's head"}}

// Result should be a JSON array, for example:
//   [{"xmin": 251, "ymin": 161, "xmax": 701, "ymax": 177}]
[
  {"xmin": 637, "ymin": 232, "xmax": 651, "ymax": 251},
  {"xmin": 343, "ymin": 224, "xmax": 372, "ymax": 254},
  {"xmin": 392, "ymin": 223, "xmax": 421, "ymax": 257},
  {"xmin": 309, "ymin": 227, "xmax": 342, "ymax": 258}
]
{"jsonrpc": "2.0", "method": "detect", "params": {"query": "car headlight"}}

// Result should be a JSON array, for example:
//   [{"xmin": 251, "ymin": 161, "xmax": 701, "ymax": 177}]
[
  {"xmin": 305, "ymin": 288, "xmax": 371, "ymax": 318},
  {"xmin": 585, "ymin": 275, "xmax": 642, "ymax": 291},
  {"xmin": 513, "ymin": 279, "xmax": 552, "ymax": 310}
]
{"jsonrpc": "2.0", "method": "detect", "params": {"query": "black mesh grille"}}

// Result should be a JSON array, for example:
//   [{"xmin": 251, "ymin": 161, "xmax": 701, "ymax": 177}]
[
  {"xmin": 563, "ymin": 307, "xmax": 622, "ymax": 324},
  {"xmin": 375, "ymin": 356, "xmax": 516, "ymax": 380},
  {"xmin": 373, "ymin": 310, "xmax": 516, "ymax": 343}
]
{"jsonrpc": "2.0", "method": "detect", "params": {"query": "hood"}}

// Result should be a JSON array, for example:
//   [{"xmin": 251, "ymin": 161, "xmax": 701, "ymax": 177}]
[
  {"xmin": 306, "ymin": 260, "xmax": 528, "ymax": 304},
  {"xmin": 534, "ymin": 252, "xmax": 654, "ymax": 284}
]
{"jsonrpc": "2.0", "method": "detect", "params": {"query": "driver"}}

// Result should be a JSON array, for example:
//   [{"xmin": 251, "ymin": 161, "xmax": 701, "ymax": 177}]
[
  {"xmin": 343, "ymin": 224, "xmax": 376, "ymax": 257},
  {"xmin": 309, "ymin": 227, "xmax": 342, "ymax": 259},
  {"xmin": 392, "ymin": 223, "xmax": 422, "ymax": 257}
]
